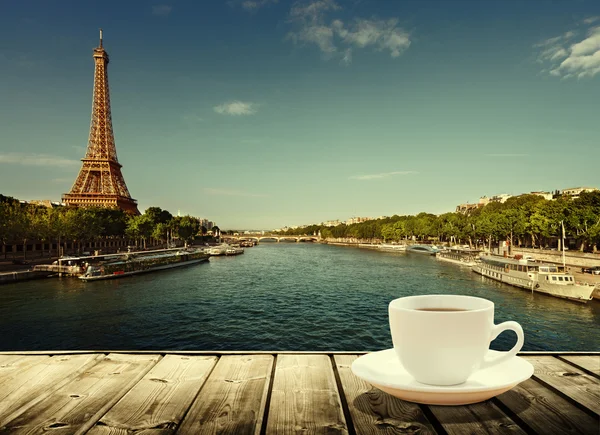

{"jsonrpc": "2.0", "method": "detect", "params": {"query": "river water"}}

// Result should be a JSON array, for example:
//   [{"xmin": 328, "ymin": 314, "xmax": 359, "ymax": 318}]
[{"xmin": 0, "ymin": 243, "xmax": 598, "ymax": 351}]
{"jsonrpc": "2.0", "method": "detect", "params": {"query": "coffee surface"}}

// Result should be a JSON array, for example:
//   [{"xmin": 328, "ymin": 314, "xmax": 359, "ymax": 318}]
[{"xmin": 416, "ymin": 308, "xmax": 468, "ymax": 312}]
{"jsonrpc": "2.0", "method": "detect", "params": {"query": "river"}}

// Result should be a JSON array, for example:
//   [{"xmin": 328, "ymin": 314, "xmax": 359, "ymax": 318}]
[{"xmin": 0, "ymin": 243, "xmax": 598, "ymax": 351}]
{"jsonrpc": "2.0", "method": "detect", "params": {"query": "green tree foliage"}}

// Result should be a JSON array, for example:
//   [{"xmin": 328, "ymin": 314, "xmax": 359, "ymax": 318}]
[
  {"xmin": 0, "ymin": 197, "xmax": 219, "ymax": 258},
  {"xmin": 275, "ymin": 191, "xmax": 600, "ymax": 251}
]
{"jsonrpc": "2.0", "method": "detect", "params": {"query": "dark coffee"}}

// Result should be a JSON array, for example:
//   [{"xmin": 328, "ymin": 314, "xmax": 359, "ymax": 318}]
[{"xmin": 417, "ymin": 308, "xmax": 468, "ymax": 312}]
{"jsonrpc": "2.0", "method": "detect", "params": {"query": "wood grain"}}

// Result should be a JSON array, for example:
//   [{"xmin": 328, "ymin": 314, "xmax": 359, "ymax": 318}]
[
  {"xmin": 0, "ymin": 354, "xmax": 103, "ymax": 427},
  {"xmin": 495, "ymin": 378, "xmax": 600, "ymax": 435},
  {"xmin": 0, "ymin": 356, "xmax": 49, "ymax": 382},
  {"xmin": 85, "ymin": 355, "xmax": 217, "ymax": 435},
  {"xmin": 333, "ymin": 355, "xmax": 435, "ymax": 434},
  {"xmin": 0, "ymin": 353, "xmax": 160, "ymax": 435},
  {"xmin": 178, "ymin": 354, "xmax": 273, "ymax": 434},
  {"xmin": 560, "ymin": 355, "xmax": 600, "ymax": 376},
  {"xmin": 428, "ymin": 401, "xmax": 526, "ymax": 434},
  {"xmin": 266, "ymin": 354, "xmax": 348, "ymax": 435},
  {"xmin": 0, "ymin": 355, "xmax": 29, "ymax": 371},
  {"xmin": 524, "ymin": 356, "xmax": 600, "ymax": 415}
]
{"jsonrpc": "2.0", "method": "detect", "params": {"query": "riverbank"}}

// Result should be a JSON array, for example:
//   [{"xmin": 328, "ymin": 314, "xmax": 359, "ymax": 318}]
[{"xmin": 0, "ymin": 270, "xmax": 54, "ymax": 284}]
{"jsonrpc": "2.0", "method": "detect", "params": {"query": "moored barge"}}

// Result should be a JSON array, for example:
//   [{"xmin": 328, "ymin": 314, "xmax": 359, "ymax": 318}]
[
  {"xmin": 472, "ymin": 255, "xmax": 595, "ymax": 303},
  {"xmin": 437, "ymin": 247, "xmax": 481, "ymax": 266},
  {"xmin": 80, "ymin": 249, "xmax": 209, "ymax": 281}
]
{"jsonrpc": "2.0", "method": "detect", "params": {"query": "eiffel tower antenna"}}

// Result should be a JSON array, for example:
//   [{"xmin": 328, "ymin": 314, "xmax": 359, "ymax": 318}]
[{"xmin": 62, "ymin": 30, "xmax": 139, "ymax": 215}]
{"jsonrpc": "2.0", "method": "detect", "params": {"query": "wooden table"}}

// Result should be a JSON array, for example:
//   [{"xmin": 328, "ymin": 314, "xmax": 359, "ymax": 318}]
[{"xmin": 0, "ymin": 351, "xmax": 598, "ymax": 434}]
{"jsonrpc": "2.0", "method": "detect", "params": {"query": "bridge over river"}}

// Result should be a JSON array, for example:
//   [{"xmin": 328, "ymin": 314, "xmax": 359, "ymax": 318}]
[{"xmin": 222, "ymin": 235, "xmax": 320, "ymax": 243}]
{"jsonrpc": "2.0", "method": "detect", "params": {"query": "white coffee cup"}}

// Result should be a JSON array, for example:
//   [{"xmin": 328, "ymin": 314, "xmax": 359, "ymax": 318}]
[{"xmin": 389, "ymin": 294, "xmax": 524, "ymax": 386}]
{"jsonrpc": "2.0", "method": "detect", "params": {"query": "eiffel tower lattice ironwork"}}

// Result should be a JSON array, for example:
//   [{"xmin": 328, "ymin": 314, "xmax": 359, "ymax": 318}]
[{"xmin": 62, "ymin": 29, "xmax": 139, "ymax": 215}]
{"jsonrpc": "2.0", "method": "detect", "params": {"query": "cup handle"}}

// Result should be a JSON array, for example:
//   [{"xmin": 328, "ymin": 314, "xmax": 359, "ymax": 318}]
[{"xmin": 478, "ymin": 321, "xmax": 524, "ymax": 371}]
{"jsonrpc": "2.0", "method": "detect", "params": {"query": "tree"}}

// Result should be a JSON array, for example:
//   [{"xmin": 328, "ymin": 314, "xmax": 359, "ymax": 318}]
[
  {"xmin": 126, "ymin": 214, "xmax": 153, "ymax": 249},
  {"xmin": 177, "ymin": 216, "xmax": 199, "ymax": 245}
]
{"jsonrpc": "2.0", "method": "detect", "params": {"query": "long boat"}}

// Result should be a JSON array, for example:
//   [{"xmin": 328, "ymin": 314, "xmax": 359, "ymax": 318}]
[
  {"xmin": 437, "ymin": 247, "xmax": 481, "ymax": 266},
  {"xmin": 379, "ymin": 243, "xmax": 407, "ymax": 252},
  {"xmin": 80, "ymin": 249, "xmax": 209, "ymax": 281},
  {"xmin": 406, "ymin": 245, "xmax": 439, "ymax": 255},
  {"xmin": 472, "ymin": 255, "xmax": 595, "ymax": 303}
]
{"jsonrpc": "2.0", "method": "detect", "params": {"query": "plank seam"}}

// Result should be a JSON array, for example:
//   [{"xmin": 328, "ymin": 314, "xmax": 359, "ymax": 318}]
[
  {"xmin": 416, "ymin": 404, "xmax": 448, "ymax": 435},
  {"xmin": 491, "ymin": 397, "xmax": 538, "ymax": 435},
  {"xmin": 530, "ymin": 373, "xmax": 599, "ymax": 418},
  {"xmin": 555, "ymin": 356, "xmax": 600, "ymax": 381},
  {"xmin": 75, "ymin": 354, "xmax": 165, "ymax": 434},
  {"xmin": 173, "ymin": 355, "xmax": 221, "ymax": 434},
  {"xmin": 0, "ymin": 354, "xmax": 106, "ymax": 428},
  {"xmin": 329, "ymin": 355, "xmax": 356, "ymax": 435},
  {"xmin": 259, "ymin": 354, "xmax": 277, "ymax": 435}
]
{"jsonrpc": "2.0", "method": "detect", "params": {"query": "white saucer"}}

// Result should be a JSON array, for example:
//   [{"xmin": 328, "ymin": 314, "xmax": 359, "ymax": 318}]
[{"xmin": 351, "ymin": 349, "xmax": 534, "ymax": 406}]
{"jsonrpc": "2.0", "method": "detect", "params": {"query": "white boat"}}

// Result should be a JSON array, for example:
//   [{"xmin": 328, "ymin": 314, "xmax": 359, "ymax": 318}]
[
  {"xmin": 406, "ymin": 245, "xmax": 439, "ymax": 255},
  {"xmin": 472, "ymin": 255, "xmax": 595, "ymax": 303},
  {"xmin": 379, "ymin": 244, "xmax": 407, "ymax": 252},
  {"xmin": 80, "ymin": 249, "xmax": 209, "ymax": 281},
  {"xmin": 207, "ymin": 244, "xmax": 228, "ymax": 256},
  {"xmin": 437, "ymin": 247, "xmax": 481, "ymax": 267},
  {"xmin": 226, "ymin": 247, "xmax": 244, "ymax": 256}
]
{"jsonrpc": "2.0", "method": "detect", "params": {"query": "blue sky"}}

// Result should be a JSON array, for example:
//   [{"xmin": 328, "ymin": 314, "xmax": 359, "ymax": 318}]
[{"xmin": 1, "ymin": 0, "xmax": 599, "ymax": 229}]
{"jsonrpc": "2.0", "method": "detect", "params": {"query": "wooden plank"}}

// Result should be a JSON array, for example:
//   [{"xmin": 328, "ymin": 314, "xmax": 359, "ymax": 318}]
[
  {"xmin": 495, "ymin": 378, "xmax": 600, "ymax": 435},
  {"xmin": 524, "ymin": 356, "xmax": 600, "ymax": 415},
  {"xmin": 0, "ymin": 355, "xmax": 28, "ymax": 368},
  {"xmin": 333, "ymin": 355, "xmax": 436, "ymax": 434},
  {"xmin": 0, "ymin": 355, "xmax": 49, "ymax": 381},
  {"xmin": 178, "ymin": 354, "xmax": 273, "ymax": 434},
  {"xmin": 0, "ymin": 353, "xmax": 161, "ymax": 435},
  {"xmin": 428, "ymin": 401, "xmax": 526, "ymax": 434},
  {"xmin": 86, "ymin": 355, "xmax": 217, "ymax": 435},
  {"xmin": 560, "ymin": 355, "xmax": 600, "ymax": 376},
  {"xmin": 0, "ymin": 354, "xmax": 104, "ymax": 427},
  {"xmin": 266, "ymin": 354, "xmax": 348, "ymax": 435}
]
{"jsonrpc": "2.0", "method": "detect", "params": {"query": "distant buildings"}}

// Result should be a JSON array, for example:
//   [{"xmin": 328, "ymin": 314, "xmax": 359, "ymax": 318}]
[
  {"xmin": 455, "ymin": 203, "xmax": 480, "ymax": 214},
  {"xmin": 346, "ymin": 216, "xmax": 373, "ymax": 225},
  {"xmin": 560, "ymin": 187, "xmax": 598, "ymax": 199},
  {"xmin": 199, "ymin": 218, "xmax": 214, "ymax": 230},
  {"xmin": 26, "ymin": 200, "xmax": 65, "ymax": 208},
  {"xmin": 455, "ymin": 186, "xmax": 598, "ymax": 214}
]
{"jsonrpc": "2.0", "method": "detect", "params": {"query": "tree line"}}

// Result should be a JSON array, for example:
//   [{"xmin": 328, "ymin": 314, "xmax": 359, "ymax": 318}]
[
  {"xmin": 0, "ymin": 194, "xmax": 220, "ymax": 258},
  {"xmin": 277, "ymin": 192, "xmax": 600, "ymax": 252}
]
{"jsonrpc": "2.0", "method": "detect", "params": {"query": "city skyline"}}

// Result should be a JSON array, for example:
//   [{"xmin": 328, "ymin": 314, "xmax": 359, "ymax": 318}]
[{"xmin": 1, "ymin": 0, "xmax": 599, "ymax": 229}]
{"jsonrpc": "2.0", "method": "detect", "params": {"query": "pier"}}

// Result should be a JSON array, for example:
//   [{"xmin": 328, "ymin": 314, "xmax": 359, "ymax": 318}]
[{"xmin": 0, "ymin": 351, "xmax": 598, "ymax": 433}]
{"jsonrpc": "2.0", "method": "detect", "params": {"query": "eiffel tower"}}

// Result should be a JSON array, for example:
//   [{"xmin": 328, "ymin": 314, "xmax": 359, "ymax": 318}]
[{"xmin": 63, "ymin": 29, "xmax": 139, "ymax": 215}]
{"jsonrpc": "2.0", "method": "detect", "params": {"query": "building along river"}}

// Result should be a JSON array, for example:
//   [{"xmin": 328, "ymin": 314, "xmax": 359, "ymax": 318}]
[{"xmin": 0, "ymin": 243, "xmax": 598, "ymax": 351}]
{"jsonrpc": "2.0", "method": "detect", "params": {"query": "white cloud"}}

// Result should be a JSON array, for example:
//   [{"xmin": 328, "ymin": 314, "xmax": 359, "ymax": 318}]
[
  {"xmin": 337, "ymin": 18, "xmax": 410, "ymax": 58},
  {"xmin": 0, "ymin": 153, "xmax": 80, "ymax": 167},
  {"xmin": 203, "ymin": 188, "xmax": 268, "ymax": 197},
  {"xmin": 349, "ymin": 171, "xmax": 418, "ymax": 180},
  {"xmin": 536, "ymin": 24, "xmax": 600, "ymax": 78},
  {"xmin": 152, "ymin": 5, "xmax": 172, "ymax": 16},
  {"xmin": 241, "ymin": 0, "xmax": 278, "ymax": 10},
  {"xmin": 583, "ymin": 16, "xmax": 600, "ymax": 25},
  {"xmin": 286, "ymin": 0, "xmax": 410, "ymax": 64},
  {"xmin": 214, "ymin": 101, "xmax": 257, "ymax": 115}
]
